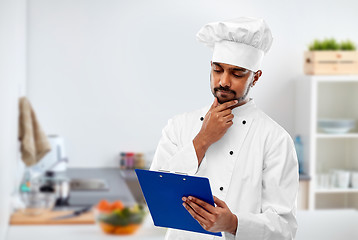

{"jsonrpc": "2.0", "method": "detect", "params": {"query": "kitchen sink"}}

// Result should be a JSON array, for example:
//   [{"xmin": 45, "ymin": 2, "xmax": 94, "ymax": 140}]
[
  {"xmin": 70, "ymin": 178, "xmax": 109, "ymax": 191},
  {"xmin": 53, "ymin": 168, "xmax": 136, "ymax": 210}
]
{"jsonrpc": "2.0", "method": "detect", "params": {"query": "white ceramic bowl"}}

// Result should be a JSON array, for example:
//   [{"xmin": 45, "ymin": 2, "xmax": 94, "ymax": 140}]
[{"xmin": 318, "ymin": 119, "xmax": 356, "ymax": 134}]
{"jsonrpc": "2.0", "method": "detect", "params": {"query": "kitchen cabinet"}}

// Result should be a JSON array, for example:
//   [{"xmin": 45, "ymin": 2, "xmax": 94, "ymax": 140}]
[{"xmin": 295, "ymin": 75, "xmax": 358, "ymax": 210}]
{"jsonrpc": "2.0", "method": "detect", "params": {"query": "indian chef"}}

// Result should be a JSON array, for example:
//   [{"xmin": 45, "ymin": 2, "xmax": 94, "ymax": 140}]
[{"xmin": 150, "ymin": 17, "xmax": 299, "ymax": 240}]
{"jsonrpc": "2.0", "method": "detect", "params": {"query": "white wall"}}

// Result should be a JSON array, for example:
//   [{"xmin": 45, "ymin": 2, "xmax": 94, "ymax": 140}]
[
  {"xmin": 0, "ymin": 0, "xmax": 27, "ymax": 239},
  {"xmin": 27, "ymin": 0, "xmax": 358, "ymax": 167}
]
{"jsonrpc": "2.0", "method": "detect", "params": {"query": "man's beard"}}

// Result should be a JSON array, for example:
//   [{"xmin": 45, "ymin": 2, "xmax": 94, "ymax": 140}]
[{"xmin": 211, "ymin": 75, "xmax": 251, "ymax": 104}]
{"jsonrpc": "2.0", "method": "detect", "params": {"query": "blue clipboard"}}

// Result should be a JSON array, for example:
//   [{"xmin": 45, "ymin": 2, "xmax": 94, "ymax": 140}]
[{"xmin": 135, "ymin": 169, "xmax": 222, "ymax": 237}]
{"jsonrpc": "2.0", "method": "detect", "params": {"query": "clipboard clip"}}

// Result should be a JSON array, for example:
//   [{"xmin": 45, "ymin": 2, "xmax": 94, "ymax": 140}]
[{"xmin": 158, "ymin": 170, "xmax": 188, "ymax": 175}]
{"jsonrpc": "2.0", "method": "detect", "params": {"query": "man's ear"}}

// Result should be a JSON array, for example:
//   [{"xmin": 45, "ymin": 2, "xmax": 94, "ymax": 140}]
[
  {"xmin": 251, "ymin": 70, "xmax": 262, "ymax": 87},
  {"xmin": 210, "ymin": 61, "xmax": 212, "ymax": 66}
]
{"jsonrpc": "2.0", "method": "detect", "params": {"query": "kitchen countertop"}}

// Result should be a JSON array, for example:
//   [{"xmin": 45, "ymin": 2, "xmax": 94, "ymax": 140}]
[
  {"xmin": 8, "ymin": 210, "xmax": 358, "ymax": 240},
  {"xmin": 7, "ymin": 214, "xmax": 167, "ymax": 240},
  {"xmin": 299, "ymin": 173, "xmax": 310, "ymax": 181},
  {"xmin": 7, "ymin": 167, "xmax": 166, "ymax": 239}
]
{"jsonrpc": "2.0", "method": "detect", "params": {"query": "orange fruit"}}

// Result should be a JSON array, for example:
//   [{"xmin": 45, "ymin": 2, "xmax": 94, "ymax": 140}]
[
  {"xmin": 97, "ymin": 200, "xmax": 112, "ymax": 213},
  {"xmin": 111, "ymin": 201, "xmax": 124, "ymax": 211}
]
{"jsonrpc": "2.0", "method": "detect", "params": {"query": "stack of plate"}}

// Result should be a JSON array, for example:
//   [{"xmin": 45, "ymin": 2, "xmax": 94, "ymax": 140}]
[{"xmin": 318, "ymin": 119, "xmax": 356, "ymax": 134}]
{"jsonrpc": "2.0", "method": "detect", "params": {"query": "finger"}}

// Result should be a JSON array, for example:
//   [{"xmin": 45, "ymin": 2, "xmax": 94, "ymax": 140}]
[
  {"xmin": 223, "ymin": 114, "xmax": 234, "ymax": 122},
  {"xmin": 213, "ymin": 196, "xmax": 227, "ymax": 208},
  {"xmin": 213, "ymin": 97, "xmax": 219, "ymax": 107},
  {"xmin": 186, "ymin": 198, "xmax": 215, "ymax": 223},
  {"xmin": 216, "ymin": 100, "xmax": 238, "ymax": 112},
  {"xmin": 183, "ymin": 202, "xmax": 210, "ymax": 228},
  {"xmin": 210, "ymin": 109, "xmax": 231, "ymax": 122},
  {"xmin": 210, "ymin": 97, "xmax": 219, "ymax": 110},
  {"xmin": 218, "ymin": 109, "xmax": 232, "ymax": 117},
  {"xmin": 187, "ymin": 196, "xmax": 216, "ymax": 214}
]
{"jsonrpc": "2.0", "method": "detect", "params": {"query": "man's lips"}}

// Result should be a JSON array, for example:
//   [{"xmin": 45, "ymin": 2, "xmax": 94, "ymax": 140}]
[{"xmin": 217, "ymin": 90, "xmax": 234, "ymax": 95}]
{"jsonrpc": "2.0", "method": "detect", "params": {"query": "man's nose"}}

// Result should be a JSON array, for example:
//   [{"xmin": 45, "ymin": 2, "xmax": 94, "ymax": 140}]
[{"xmin": 219, "ymin": 71, "xmax": 231, "ymax": 88}]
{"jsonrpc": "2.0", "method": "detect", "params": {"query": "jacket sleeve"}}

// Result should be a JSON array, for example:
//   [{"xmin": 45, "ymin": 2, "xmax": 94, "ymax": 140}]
[
  {"xmin": 150, "ymin": 116, "xmax": 199, "ymax": 175},
  {"xmin": 228, "ymin": 131, "xmax": 299, "ymax": 240}
]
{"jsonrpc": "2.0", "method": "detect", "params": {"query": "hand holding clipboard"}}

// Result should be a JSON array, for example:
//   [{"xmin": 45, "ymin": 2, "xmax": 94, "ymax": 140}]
[
  {"xmin": 182, "ymin": 195, "xmax": 238, "ymax": 236},
  {"xmin": 135, "ymin": 169, "xmax": 222, "ymax": 237}
]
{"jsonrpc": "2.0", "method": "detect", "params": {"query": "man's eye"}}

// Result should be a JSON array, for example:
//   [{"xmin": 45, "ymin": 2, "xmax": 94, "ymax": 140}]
[
  {"xmin": 213, "ymin": 69, "xmax": 222, "ymax": 73},
  {"xmin": 233, "ymin": 74, "xmax": 244, "ymax": 78}
]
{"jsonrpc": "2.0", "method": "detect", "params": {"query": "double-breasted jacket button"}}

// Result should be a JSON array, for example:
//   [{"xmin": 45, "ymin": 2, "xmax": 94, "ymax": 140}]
[
  {"xmin": 242, "ymin": 120, "xmax": 246, "ymax": 124},
  {"xmin": 200, "ymin": 117, "xmax": 204, "ymax": 121},
  {"xmin": 229, "ymin": 151, "xmax": 233, "ymax": 155},
  {"xmin": 220, "ymin": 187, "xmax": 224, "ymax": 191}
]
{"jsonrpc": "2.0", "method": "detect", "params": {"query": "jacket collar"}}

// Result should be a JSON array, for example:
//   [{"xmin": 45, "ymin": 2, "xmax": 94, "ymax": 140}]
[{"xmin": 231, "ymin": 98, "xmax": 256, "ymax": 117}]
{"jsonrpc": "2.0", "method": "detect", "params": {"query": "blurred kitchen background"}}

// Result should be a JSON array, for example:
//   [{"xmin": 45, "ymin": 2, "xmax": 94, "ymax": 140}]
[{"xmin": 1, "ymin": 0, "xmax": 358, "ymax": 239}]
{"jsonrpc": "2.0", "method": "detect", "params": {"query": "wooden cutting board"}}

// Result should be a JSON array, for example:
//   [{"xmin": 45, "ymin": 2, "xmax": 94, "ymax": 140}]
[{"xmin": 10, "ymin": 210, "xmax": 95, "ymax": 225}]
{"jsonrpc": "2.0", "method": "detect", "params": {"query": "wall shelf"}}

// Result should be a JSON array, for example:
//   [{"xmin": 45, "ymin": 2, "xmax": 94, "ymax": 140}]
[
  {"xmin": 316, "ymin": 133, "xmax": 358, "ymax": 139},
  {"xmin": 296, "ymin": 75, "xmax": 358, "ymax": 210},
  {"xmin": 311, "ymin": 75, "xmax": 358, "ymax": 82},
  {"xmin": 315, "ymin": 189, "xmax": 358, "ymax": 194}
]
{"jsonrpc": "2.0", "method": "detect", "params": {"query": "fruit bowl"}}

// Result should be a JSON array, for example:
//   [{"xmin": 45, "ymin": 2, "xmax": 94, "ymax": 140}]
[{"xmin": 95, "ymin": 200, "xmax": 146, "ymax": 235}]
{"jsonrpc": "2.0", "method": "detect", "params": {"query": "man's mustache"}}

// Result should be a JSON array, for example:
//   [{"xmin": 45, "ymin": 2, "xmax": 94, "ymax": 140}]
[{"xmin": 214, "ymin": 87, "xmax": 236, "ymax": 95}]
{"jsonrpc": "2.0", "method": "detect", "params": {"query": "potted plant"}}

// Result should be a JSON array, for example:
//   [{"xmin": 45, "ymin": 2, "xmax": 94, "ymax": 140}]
[{"xmin": 304, "ymin": 38, "xmax": 358, "ymax": 75}]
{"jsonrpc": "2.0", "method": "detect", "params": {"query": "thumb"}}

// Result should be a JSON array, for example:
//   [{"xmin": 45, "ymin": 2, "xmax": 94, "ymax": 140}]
[
  {"xmin": 213, "ymin": 196, "xmax": 227, "ymax": 208},
  {"xmin": 211, "ymin": 97, "xmax": 219, "ymax": 109}
]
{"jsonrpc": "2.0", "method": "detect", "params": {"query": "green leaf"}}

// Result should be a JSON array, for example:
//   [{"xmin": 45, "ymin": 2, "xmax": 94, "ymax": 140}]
[
  {"xmin": 340, "ymin": 40, "xmax": 356, "ymax": 50},
  {"xmin": 99, "ymin": 212, "xmax": 130, "ymax": 226},
  {"xmin": 308, "ymin": 38, "xmax": 356, "ymax": 51}
]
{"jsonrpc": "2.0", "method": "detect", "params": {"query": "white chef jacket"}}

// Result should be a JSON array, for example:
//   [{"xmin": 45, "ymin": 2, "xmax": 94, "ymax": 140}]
[{"xmin": 150, "ymin": 98, "xmax": 299, "ymax": 240}]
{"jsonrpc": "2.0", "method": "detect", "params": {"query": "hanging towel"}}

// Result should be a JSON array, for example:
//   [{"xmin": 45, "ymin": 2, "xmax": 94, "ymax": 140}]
[{"xmin": 18, "ymin": 97, "xmax": 51, "ymax": 166}]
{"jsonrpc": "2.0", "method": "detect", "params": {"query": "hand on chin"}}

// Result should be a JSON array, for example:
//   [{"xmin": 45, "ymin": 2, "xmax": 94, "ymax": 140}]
[{"xmin": 216, "ymin": 96, "xmax": 235, "ymax": 105}]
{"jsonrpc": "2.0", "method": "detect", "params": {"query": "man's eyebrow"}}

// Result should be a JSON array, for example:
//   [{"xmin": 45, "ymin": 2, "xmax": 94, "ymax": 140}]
[
  {"xmin": 231, "ymin": 67, "xmax": 248, "ymax": 72},
  {"xmin": 212, "ymin": 62, "xmax": 222, "ymax": 68},
  {"xmin": 213, "ymin": 62, "xmax": 247, "ymax": 72}
]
